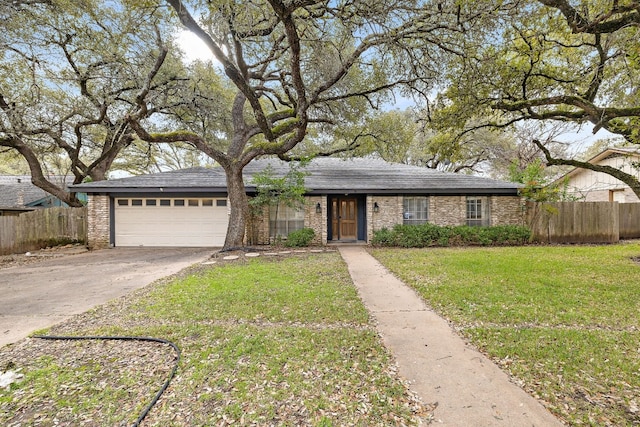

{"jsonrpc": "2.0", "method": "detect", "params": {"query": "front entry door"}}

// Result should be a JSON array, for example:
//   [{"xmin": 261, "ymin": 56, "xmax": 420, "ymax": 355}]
[{"xmin": 331, "ymin": 197, "xmax": 358, "ymax": 240}]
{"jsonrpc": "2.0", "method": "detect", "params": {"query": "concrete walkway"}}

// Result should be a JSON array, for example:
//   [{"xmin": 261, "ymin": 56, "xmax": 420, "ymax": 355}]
[{"xmin": 338, "ymin": 246, "xmax": 563, "ymax": 426}]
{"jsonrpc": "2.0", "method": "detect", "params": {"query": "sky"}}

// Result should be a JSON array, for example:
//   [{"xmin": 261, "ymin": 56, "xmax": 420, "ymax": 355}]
[{"xmin": 177, "ymin": 30, "xmax": 214, "ymax": 63}]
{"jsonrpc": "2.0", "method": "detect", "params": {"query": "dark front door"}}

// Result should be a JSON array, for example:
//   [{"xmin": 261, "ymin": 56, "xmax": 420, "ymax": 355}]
[{"xmin": 331, "ymin": 197, "xmax": 358, "ymax": 240}]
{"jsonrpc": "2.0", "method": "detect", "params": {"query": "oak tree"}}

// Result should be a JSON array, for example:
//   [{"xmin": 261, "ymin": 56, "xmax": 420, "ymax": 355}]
[
  {"xmin": 0, "ymin": 0, "xmax": 186, "ymax": 205},
  {"xmin": 128, "ymin": 0, "xmax": 496, "ymax": 249},
  {"xmin": 434, "ymin": 0, "xmax": 640, "ymax": 195}
]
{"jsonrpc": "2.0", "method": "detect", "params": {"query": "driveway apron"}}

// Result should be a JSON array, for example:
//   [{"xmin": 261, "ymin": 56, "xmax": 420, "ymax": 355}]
[
  {"xmin": 0, "ymin": 247, "xmax": 211, "ymax": 347},
  {"xmin": 338, "ymin": 245, "xmax": 563, "ymax": 427}
]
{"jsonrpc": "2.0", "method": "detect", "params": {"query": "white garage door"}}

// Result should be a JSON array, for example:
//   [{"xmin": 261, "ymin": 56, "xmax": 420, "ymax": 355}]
[{"xmin": 115, "ymin": 197, "xmax": 229, "ymax": 247}]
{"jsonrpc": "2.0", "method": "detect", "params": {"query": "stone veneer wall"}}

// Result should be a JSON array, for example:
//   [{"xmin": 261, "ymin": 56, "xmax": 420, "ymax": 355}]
[
  {"xmin": 305, "ymin": 196, "xmax": 327, "ymax": 245},
  {"xmin": 367, "ymin": 195, "xmax": 403, "ymax": 241},
  {"xmin": 490, "ymin": 195, "xmax": 525, "ymax": 226},
  {"xmin": 430, "ymin": 196, "xmax": 467, "ymax": 227},
  {"xmin": 246, "ymin": 196, "xmax": 327, "ymax": 245},
  {"xmin": 87, "ymin": 194, "xmax": 110, "ymax": 249}
]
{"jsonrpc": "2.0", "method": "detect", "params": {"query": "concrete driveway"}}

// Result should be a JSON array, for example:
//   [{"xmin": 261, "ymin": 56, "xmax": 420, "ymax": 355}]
[{"xmin": 0, "ymin": 247, "xmax": 212, "ymax": 347}]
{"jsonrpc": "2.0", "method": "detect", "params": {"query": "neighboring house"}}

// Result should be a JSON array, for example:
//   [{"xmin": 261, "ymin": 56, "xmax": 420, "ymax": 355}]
[
  {"xmin": 558, "ymin": 147, "xmax": 640, "ymax": 203},
  {"xmin": 71, "ymin": 158, "xmax": 524, "ymax": 249},
  {"xmin": 0, "ymin": 175, "xmax": 86, "ymax": 216}
]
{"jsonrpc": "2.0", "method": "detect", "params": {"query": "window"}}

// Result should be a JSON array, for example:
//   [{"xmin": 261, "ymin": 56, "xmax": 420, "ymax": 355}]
[
  {"xmin": 159, "ymin": 199, "xmax": 171, "ymax": 206},
  {"xmin": 202, "ymin": 199, "xmax": 213, "ymax": 207},
  {"xmin": 403, "ymin": 197, "xmax": 429, "ymax": 225},
  {"xmin": 117, "ymin": 199, "xmax": 128, "ymax": 206},
  {"xmin": 174, "ymin": 199, "xmax": 185, "ymax": 206},
  {"xmin": 466, "ymin": 197, "xmax": 490, "ymax": 226},
  {"xmin": 216, "ymin": 199, "xmax": 227, "ymax": 207},
  {"xmin": 146, "ymin": 199, "xmax": 157, "ymax": 206},
  {"xmin": 188, "ymin": 199, "xmax": 199, "ymax": 207},
  {"xmin": 269, "ymin": 204, "xmax": 304, "ymax": 238}
]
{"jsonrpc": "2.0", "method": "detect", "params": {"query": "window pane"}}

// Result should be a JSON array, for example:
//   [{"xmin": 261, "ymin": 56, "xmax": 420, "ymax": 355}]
[
  {"xmin": 269, "ymin": 203, "xmax": 305, "ymax": 237},
  {"xmin": 216, "ymin": 199, "xmax": 227, "ymax": 207},
  {"xmin": 403, "ymin": 197, "xmax": 428, "ymax": 225},
  {"xmin": 202, "ymin": 199, "xmax": 213, "ymax": 206},
  {"xmin": 146, "ymin": 199, "xmax": 157, "ymax": 206},
  {"xmin": 131, "ymin": 199, "xmax": 142, "ymax": 206},
  {"xmin": 466, "ymin": 197, "xmax": 489, "ymax": 226},
  {"xmin": 160, "ymin": 199, "xmax": 171, "ymax": 206},
  {"xmin": 188, "ymin": 199, "xmax": 199, "ymax": 207},
  {"xmin": 174, "ymin": 199, "xmax": 185, "ymax": 206},
  {"xmin": 117, "ymin": 199, "xmax": 128, "ymax": 206}
]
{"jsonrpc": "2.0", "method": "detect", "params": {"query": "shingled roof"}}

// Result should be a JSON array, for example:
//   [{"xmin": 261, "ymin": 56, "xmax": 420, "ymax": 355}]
[
  {"xmin": 71, "ymin": 157, "xmax": 521, "ymax": 195},
  {"xmin": 0, "ymin": 176, "xmax": 50, "ymax": 208},
  {"xmin": 0, "ymin": 175, "xmax": 78, "ymax": 209}
]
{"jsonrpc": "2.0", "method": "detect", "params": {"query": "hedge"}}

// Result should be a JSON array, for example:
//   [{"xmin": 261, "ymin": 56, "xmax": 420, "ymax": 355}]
[{"xmin": 371, "ymin": 223, "xmax": 531, "ymax": 247}]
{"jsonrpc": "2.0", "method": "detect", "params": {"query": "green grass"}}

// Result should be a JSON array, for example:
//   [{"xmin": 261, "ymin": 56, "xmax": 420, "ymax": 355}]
[
  {"xmin": 0, "ymin": 253, "xmax": 427, "ymax": 426},
  {"xmin": 135, "ymin": 255, "xmax": 368, "ymax": 324},
  {"xmin": 371, "ymin": 243, "xmax": 640, "ymax": 426}
]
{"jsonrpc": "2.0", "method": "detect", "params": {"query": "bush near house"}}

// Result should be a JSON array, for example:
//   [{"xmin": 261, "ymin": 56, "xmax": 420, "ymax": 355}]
[
  {"xmin": 372, "ymin": 223, "xmax": 531, "ymax": 248},
  {"xmin": 284, "ymin": 227, "xmax": 315, "ymax": 247}
]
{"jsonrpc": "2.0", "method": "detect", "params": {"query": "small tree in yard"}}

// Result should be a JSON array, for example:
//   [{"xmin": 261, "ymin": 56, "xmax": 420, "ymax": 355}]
[
  {"xmin": 249, "ymin": 161, "xmax": 308, "ymax": 244},
  {"xmin": 511, "ymin": 158, "xmax": 576, "ymax": 229}
]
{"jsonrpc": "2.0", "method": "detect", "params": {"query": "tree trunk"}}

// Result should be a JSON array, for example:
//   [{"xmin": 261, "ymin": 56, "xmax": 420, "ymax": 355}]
[
  {"xmin": 4, "ymin": 137, "xmax": 84, "ymax": 207},
  {"xmin": 223, "ymin": 164, "xmax": 249, "ymax": 250}
]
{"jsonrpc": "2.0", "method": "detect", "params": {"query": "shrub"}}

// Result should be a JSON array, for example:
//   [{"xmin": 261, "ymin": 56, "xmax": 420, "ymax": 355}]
[
  {"xmin": 370, "ymin": 227, "xmax": 396, "ymax": 246},
  {"xmin": 372, "ymin": 223, "xmax": 531, "ymax": 248},
  {"xmin": 284, "ymin": 228, "xmax": 315, "ymax": 247}
]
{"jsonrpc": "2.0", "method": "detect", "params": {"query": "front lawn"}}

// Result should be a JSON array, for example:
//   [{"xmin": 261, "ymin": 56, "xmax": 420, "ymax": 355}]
[
  {"xmin": 371, "ymin": 243, "xmax": 640, "ymax": 426},
  {"xmin": 0, "ymin": 253, "xmax": 430, "ymax": 426}
]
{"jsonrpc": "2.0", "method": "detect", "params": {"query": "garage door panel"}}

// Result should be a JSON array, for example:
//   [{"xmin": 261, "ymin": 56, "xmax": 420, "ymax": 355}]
[{"xmin": 115, "ymin": 198, "xmax": 228, "ymax": 247}]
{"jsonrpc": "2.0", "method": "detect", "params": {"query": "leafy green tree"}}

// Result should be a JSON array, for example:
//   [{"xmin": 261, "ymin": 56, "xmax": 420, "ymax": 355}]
[
  {"xmin": 433, "ymin": 0, "xmax": 640, "ymax": 197},
  {"xmin": 128, "ymin": 0, "xmax": 496, "ymax": 250},
  {"xmin": 248, "ymin": 162, "xmax": 308, "ymax": 244},
  {"xmin": 0, "ymin": 0, "xmax": 187, "ymax": 205},
  {"xmin": 510, "ymin": 158, "xmax": 572, "ymax": 203}
]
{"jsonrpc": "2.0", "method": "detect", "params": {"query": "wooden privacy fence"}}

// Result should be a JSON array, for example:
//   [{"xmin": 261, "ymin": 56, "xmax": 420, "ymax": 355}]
[
  {"xmin": 0, "ymin": 207, "xmax": 87, "ymax": 255},
  {"xmin": 527, "ymin": 202, "xmax": 640, "ymax": 243},
  {"xmin": 619, "ymin": 203, "xmax": 640, "ymax": 239}
]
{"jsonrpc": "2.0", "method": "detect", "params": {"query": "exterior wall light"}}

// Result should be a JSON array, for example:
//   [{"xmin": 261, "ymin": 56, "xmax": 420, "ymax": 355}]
[
  {"xmin": 316, "ymin": 202, "xmax": 322, "ymax": 214},
  {"xmin": 373, "ymin": 202, "xmax": 379, "ymax": 213}
]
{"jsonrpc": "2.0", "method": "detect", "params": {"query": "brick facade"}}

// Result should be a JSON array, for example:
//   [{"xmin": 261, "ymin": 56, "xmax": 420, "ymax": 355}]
[
  {"xmin": 490, "ymin": 195, "xmax": 526, "ymax": 226},
  {"xmin": 89, "ymin": 193, "xmax": 523, "ymax": 248},
  {"xmin": 430, "ymin": 196, "xmax": 467, "ymax": 227},
  {"xmin": 87, "ymin": 194, "xmax": 110, "ymax": 249},
  {"xmin": 305, "ymin": 196, "xmax": 327, "ymax": 245},
  {"xmin": 366, "ymin": 195, "xmax": 525, "ymax": 242},
  {"xmin": 367, "ymin": 195, "xmax": 403, "ymax": 239},
  {"xmin": 246, "ymin": 196, "xmax": 327, "ymax": 245}
]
